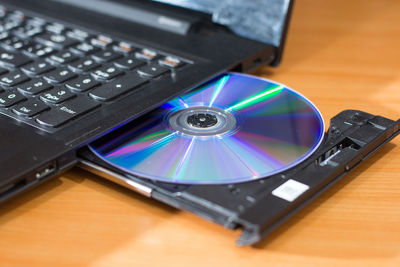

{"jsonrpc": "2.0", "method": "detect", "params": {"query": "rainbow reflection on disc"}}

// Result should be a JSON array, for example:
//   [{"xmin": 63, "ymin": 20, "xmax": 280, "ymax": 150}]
[{"xmin": 89, "ymin": 73, "xmax": 324, "ymax": 184}]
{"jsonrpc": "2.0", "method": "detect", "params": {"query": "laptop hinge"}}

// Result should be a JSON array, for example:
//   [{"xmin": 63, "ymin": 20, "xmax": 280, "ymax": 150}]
[{"xmin": 52, "ymin": 0, "xmax": 197, "ymax": 35}]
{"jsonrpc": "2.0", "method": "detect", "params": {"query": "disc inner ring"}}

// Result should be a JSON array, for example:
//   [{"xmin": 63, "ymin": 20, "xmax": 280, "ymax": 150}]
[{"xmin": 168, "ymin": 106, "xmax": 237, "ymax": 136}]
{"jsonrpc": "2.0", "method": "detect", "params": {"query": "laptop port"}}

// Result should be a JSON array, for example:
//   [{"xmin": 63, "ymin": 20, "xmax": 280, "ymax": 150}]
[
  {"xmin": 35, "ymin": 162, "xmax": 57, "ymax": 179},
  {"xmin": 0, "ymin": 180, "xmax": 26, "ymax": 198}
]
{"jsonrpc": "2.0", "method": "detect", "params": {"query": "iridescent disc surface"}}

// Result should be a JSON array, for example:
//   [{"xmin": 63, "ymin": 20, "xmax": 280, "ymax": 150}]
[{"xmin": 89, "ymin": 73, "xmax": 324, "ymax": 184}]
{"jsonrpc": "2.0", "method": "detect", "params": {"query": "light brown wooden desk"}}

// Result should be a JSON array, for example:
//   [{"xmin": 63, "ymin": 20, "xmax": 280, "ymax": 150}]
[{"xmin": 1, "ymin": 0, "xmax": 399, "ymax": 266}]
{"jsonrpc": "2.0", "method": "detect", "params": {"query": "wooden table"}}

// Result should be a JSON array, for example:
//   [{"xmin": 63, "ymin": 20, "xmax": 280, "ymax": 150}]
[{"xmin": 1, "ymin": 0, "xmax": 399, "ymax": 266}]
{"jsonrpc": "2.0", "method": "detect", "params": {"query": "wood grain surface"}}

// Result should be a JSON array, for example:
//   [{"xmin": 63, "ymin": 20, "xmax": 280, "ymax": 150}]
[{"xmin": 1, "ymin": 0, "xmax": 399, "ymax": 266}]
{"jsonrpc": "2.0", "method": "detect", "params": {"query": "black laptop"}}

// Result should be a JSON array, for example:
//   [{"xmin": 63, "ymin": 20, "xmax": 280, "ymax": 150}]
[{"xmin": 0, "ymin": 0, "xmax": 293, "ymax": 202}]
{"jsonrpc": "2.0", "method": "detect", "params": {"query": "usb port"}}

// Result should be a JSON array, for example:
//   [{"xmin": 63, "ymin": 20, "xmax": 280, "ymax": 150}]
[{"xmin": 35, "ymin": 162, "xmax": 57, "ymax": 179}]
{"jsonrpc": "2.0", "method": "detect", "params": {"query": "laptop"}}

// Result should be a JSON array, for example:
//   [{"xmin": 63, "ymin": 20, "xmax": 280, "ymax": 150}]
[{"xmin": 0, "ymin": 0, "xmax": 293, "ymax": 202}]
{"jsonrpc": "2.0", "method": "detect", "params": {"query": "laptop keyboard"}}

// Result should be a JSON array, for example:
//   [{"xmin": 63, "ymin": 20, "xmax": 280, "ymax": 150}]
[{"xmin": 0, "ymin": 7, "xmax": 190, "ymax": 131}]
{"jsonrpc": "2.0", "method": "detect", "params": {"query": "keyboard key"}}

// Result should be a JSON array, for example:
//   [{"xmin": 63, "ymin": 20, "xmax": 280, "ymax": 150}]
[
  {"xmin": 92, "ymin": 49, "xmax": 122, "ymax": 62},
  {"xmin": 46, "ymin": 50, "xmax": 78, "ymax": 65},
  {"xmin": 65, "ymin": 76, "xmax": 100, "ymax": 92},
  {"xmin": 21, "ymin": 60, "xmax": 55, "ymax": 75},
  {"xmin": 0, "ymin": 36, "xmax": 30, "ymax": 51},
  {"xmin": 91, "ymin": 65, "xmax": 123, "ymax": 80},
  {"xmin": 137, "ymin": 63, "xmax": 169, "ymax": 78},
  {"xmin": 113, "ymin": 41, "xmax": 136, "ymax": 54},
  {"xmin": 7, "ymin": 11, "xmax": 25, "ymax": 23},
  {"xmin": 12, "ymin": 24, "xmax": 43, "ymax": 39},
  {"xmin": 17, "ymin": 78, "xmax": 53, "ymax": 95},
  {"xmin": 25, "ymin": 17, "xmax": 46, "ymax": 27},
  {"xmin": 158, "ymin": 56, "xmax": 184, "ymax": 68},
  {"xmin": 0, "ymin": 19, "xmax": 21, "ymax": 32},
  {"xmin": 0, "ymin": 90, "xmax": 26, "ymax": 107},
  {"xmin": 114, "ymin": 55, "xmax": 145, "ymax": 70},
  {"xmin": 23, "ymin": 43, "xmax": 55, "ymax": 58},
  {"xmin": 89, "ymin": 74, "xmax": 148, "ymax": 101},
  {"xmin": 135, "ymin": 48, "xmax": 158, "ymax": 61},
  {"xmin": 44, "ymin": 68, "xmax": 77, "ymax": 83},
  {"xmin": 0, "ymin": 71, "xmax": 30, "ymax": 87},
  {"xmin": 0, "ymin": 32, "xmax": 9, "ymax": 41},
  {"xmin": 36, "ymin": 97, "xmax": 100, "ymax": 127},
  {"xmin": 70, "ymin": 43, "xmax": 99, "ymax": 56},
  {"xmin": 68, "ymin": 58, "xmax": 101, "ymax": 73},
  {"xmin": 45, "ymin": 23, "xmax": 65, "ymax": 34},
  {"xmin": 40, "ymin": 87, "xmax": 75, "ymax": 104},
  {"xmin": 12, "ymin": 99, "xmax": 49, "ymax": 117},
  {"xmin": 66, "ymin": 29, "xmax": 90, "ymax": 41},
  {"xmin": 0, "ymin": 48, "xmax": 32, "ymax": 68},
  {"xmin": 0, "ymin": 6, "xmax": 7, "ymax": 19},
  {"xmin": 35, "ymin": 32, "xmax": 78, "ymax": 50},
  {"xmin": 90, "ymin": 35, "xmax": 113, "ymax": 48}
]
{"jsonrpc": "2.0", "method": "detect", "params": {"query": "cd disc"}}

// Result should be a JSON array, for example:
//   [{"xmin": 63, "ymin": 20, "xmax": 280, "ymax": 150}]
[{"xmin": 89, "ymin": 73, "xmax": 324, "ymax": 184}]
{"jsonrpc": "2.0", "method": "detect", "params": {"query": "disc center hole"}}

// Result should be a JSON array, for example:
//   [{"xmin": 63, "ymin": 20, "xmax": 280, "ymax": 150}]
[{"xmin": 187, "ymin": 113, "xmax": 218, "ymax": 128}]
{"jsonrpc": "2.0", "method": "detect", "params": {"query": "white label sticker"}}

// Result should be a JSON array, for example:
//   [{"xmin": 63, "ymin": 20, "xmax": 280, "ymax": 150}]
[{"xmin": 272, "ymin": 179, "xmax": 309, "ymax": 202}]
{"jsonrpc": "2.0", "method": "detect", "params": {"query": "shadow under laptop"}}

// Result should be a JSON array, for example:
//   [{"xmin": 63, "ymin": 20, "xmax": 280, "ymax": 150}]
[{"xmin": 252, "ymin": 142, "xmax": 398, "ymax": 259}]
